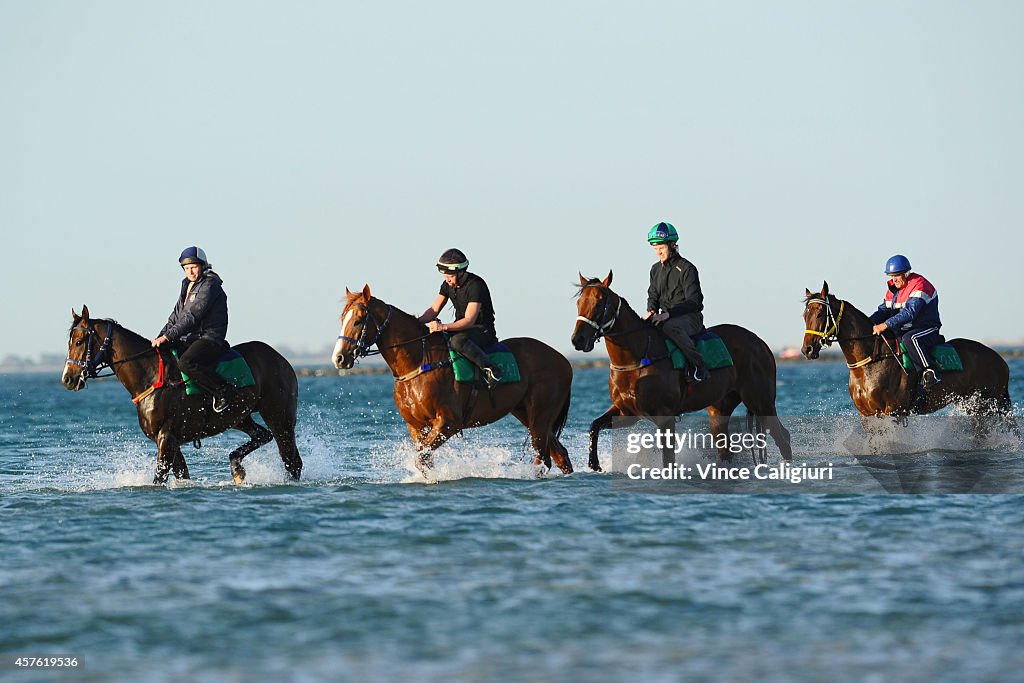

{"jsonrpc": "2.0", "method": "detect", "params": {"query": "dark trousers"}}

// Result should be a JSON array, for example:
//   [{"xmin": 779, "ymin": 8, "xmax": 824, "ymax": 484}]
[
  {"xmin": 661, "ymin": 313, "xmax": 706, "ymax": 371},
  {"xmin": 449, "ymin": 329, "xmax": 498, "ymax": 370},
  {"xmin": 900, "ymin": 327, "xmax": 942, "ymax": 371},
  {"xmin": 177, "ymin": 338, "xmax": 230, "ymax": 396}
]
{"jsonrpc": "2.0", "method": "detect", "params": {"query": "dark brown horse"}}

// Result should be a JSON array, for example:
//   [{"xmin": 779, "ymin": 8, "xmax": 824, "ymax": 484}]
[
  {"xmin": 332, "ymin": 285, "xmax": 573, "ymax": 475},
  {"xmin": 61, "ymin": 306, "xmax": 303, "ymax": 485},
  {"xmin": 802, "ymin": 282, "xmax": 1015, "ymax": 420},
  {"xmin": 571, "ymin": 272, "xmax": 792, "ymax": 470}
]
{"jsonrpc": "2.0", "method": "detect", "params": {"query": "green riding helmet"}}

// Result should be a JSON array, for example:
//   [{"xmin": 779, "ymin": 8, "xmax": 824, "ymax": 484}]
[{"xmin": 647, "ymin": 222, "xmax": 678, "ymax": 245}]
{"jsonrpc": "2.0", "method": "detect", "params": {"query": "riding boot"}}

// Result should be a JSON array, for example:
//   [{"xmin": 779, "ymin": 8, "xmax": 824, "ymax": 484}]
[
  {"xmin": 457, "ymin": 343, "xmax": 503, "ymax": 389},
  {"xmin": 211, "ymin": 381, "xmax": 239, "ymax": 413}
]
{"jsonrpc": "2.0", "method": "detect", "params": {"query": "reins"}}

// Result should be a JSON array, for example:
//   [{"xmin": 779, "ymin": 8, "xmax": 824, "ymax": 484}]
[
  {"xmin": 804, "ymin": 296, "xmax": 905, "ymax": 371},
  {"xmin": 67, "ymin": 320, "xmax": 182, "ymax": 402},
  {"xmin": 578, "ymin": 284, "xmax": 673, "ymax": 372},
  {"xmin": 337, "ymin": 301, "xmax": 453, "ymax": 381}
]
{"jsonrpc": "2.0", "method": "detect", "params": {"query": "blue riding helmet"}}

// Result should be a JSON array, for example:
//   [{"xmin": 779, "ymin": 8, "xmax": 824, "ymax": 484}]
[
  {"xmin": 884, "ymin": 254, "xmax": 911, "ymax": 275},
  {"xmin": 179, "ymin": 246, "xmax": 208, "ymax": 267}
]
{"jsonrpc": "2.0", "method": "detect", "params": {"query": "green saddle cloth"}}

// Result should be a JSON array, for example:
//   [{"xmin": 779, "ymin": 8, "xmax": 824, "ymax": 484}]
[
  {"xmin": 897, "ymin": 341, "xmax": 963, "ymax": 372},
  {"xmin": 665, "ymin": 332, "xmax": 734, "ymax": 372},
  {"xmin": 171, "ymin": 348, "xmax": 256, "ymax": 396},
  {"xmin": 448, "ymin": 347, "xmax": 521, "ymax": 384}
]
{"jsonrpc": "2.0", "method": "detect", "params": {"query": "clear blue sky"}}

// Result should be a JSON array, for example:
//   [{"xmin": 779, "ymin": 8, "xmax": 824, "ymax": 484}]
[{"xmin": 3, "ymin": 1, "xmax": 1023, "ymax": 363}]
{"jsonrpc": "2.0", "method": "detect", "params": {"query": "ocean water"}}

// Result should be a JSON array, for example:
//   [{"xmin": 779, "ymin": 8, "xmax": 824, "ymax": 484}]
[{"xmin": 1, "ymin": 361, "xmax": 1023, "ymax": 682}]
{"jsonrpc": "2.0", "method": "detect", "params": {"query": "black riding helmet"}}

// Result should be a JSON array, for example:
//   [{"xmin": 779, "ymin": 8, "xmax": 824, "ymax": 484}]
[{"xmin": 437, "ymin": 248, "xmax": 469, "ymax": 275}]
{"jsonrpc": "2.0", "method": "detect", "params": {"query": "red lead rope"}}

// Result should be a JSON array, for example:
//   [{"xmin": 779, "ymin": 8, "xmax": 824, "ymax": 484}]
[{"xmin": 131, "ymin": 349, "xmax": 168, "ymax": 404}]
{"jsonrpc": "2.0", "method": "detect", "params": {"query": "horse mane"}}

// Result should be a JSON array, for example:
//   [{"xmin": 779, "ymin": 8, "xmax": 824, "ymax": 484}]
[
  {"xmin": 573, "ymin": 278, "xmax": 647, "ymax": 325},
  {"xmin": 69, "ymin": 318, "xmax": 150, "ymax": 346}
]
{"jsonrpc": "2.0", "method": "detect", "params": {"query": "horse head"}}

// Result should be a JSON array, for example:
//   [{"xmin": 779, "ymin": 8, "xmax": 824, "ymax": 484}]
[
  {"xmin": 802, "ymin": 281, "xmax": 836, "ymax": 359},
  {"xmin": 62, "ymin": 305, "xmax": 114, "ymax": 390},
  {"xmin": 333, "ymin": 284, "xmax": 376, "ymax": 370},
  {"xmin": 572, "ymin": 271, "xmax": 618, "ymax": 353}
]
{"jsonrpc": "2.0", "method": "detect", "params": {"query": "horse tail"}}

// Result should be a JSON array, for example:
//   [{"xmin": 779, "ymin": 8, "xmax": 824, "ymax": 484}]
[{"xmin": 552, "ymin": 389, "xmax": 571, "ymax": 441}]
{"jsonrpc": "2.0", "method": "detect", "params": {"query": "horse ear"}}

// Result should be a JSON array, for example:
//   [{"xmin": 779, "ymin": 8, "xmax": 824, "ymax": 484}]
[
  {"xmin": 81, "ymin": 305, "xmax": 90, "ymax": 324},
  {"xmin": 602, "ymin": 270, "xmax": 613, "ymax": 287},
  {"xmin": 821, "ymin": 281, "xmax": 830, "ymax": 297},
  {"xmin": 805, "ymin": 288, "xmax": 813, "ymax": 298},
  {"xmin": 345, "ymin": 286, "xmax": 352, "ymax": 297},
  {"xmin": 362, "ymin": 284, "xmax": 371, "ymax": 300},
  {"xmin": 72, "ymin": 307, "xmax": 81, "ymax": 323},
  {"xmin": 578, "ymin": 273, "xmax": 587, "ymax": 286}
]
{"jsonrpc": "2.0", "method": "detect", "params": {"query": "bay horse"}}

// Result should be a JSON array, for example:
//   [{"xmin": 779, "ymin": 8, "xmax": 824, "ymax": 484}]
[
  {"xmin": 802, "ymin": 282, "xmax": 1015, "ymax": 421},
  {"xmin": 571, "ymin": 272, "xmax": 792, "ymax": 470},
  {"xmin": 61, "ymin": 306, "xmax": 303, "ymax": 485},
  {"xmin": 332, "ymin": 285, "xmax": 573, "ymax": 475}
]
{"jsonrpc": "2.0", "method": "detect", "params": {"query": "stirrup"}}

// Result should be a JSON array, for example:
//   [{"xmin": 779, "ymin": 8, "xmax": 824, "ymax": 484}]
[
  {"xmin": 921, "ymin": 368, "xmax": 941, "ymax": 389},
  {"xmin": 481, "ymin": 367, "xmax": 503, "ymax": 388},
  {"xmin": 212, "ymin": 387, "xmax": 237, "ymax": 413}
]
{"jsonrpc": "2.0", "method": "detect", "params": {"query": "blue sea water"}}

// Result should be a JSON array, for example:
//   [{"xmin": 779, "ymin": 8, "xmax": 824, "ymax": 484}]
[{"xmin": 1, "ymin": 361, "xmax": 1023, "ymax": 682}]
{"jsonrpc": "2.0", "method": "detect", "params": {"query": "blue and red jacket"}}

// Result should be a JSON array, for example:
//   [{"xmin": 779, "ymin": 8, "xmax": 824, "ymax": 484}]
[{"xmin": 869, "ymin": 273, "xmax": 941, "ymax": 332}]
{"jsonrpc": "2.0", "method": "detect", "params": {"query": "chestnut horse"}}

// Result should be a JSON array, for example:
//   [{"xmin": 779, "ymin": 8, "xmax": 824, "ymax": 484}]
[
  {"xmin": 571, "ymin": 272, "xmax": 792, "ymax": 470},
  {"xmin": 332, "ymin": 285, "xmax": 573, "ymax": 475},
  {"xmin": 802, "ymin": 282, "xmax": 1015, "ymax": 420},
  {"xmin": 61, "ymin": 306, "xmax": 303, "ymax": 485}
]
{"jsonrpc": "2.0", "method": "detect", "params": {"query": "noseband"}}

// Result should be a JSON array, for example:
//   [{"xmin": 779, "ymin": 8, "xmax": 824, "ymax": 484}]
[
  {"xmin": 66, "ymin": 322, "xmax": 115, "ymax": 379},
  {"xmin": 337, "ymin": 304, "xmax": 394, "ymax": 359}
]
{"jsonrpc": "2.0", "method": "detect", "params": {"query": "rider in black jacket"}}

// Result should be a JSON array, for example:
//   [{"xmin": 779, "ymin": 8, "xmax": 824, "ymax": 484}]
[
  {"xmin": 151, "ymin": 246, "xmax": 236, "ymax": 412},
  {"xmin": 643, "ymin": 222, "xmax": 708, "ymax": 382}
]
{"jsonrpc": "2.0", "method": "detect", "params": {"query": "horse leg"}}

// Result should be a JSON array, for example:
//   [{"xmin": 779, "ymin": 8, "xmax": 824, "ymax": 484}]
[
  {"xmin": 228, "ymin": 415, "xmax": 274, "ymax": 484},
  {"xmin": 170, "ymin": 445, "xmax": 190, "ymax": 480},
  {"xmin": 707, "ymin": 392, "xmax": 742, "ymax": 463},
  {"xmin": 154, "ymin": 430, "xmax": 181, "ymax": 486},
  {"xmin": 510, "ymin": 407, "xmax": 574, "ymax": 476},
  {"xmin": 412, "ymin": 418, "xmax": 457, "ymax": 476},
  {"xmin": 739, "ymin": 388, "xmax": 794, "ymax": 463},
  {"xmin": 588, "ymin": 406, "xmax": 623, "ymax": 472},
  {"xmin": 255, "ymin": 396, "xmax": 303, "ymax": 481},
  {"xmin": 999, "ymin": 392, "xmax": 1021, "ymax": 439}
]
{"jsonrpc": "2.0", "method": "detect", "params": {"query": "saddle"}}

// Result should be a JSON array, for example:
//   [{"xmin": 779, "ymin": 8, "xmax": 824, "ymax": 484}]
[
  {"xmin": 895, "ymin": 339, "xmax": 963, "ymax": 372},
  {"xmin": 663, "ymin": 330, "xmax": 734, "ymax": 371},
  {"xmin": 171, "ymin": 348, "xmax": 256, "ymax": 395},
  {"xmin": 448, "ymin": 341, "xmax": 521, "ymax": 385}
]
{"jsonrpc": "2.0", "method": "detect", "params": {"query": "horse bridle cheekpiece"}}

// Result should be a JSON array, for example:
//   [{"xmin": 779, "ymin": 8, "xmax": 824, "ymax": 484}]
[
  {"xmin": 576, "ymin": 286, "xmax": 621, "ymax": 340},
  {"xmin": 66, "ymin": 321, "xmax": 114, "ymax": 380},
  {"xmin": 338, "ymin": 303, "xmax": 393, "ymax": 360},
  {"xmin": 804, "ymin": 297, "xmax": 844, "ymax": 347}
]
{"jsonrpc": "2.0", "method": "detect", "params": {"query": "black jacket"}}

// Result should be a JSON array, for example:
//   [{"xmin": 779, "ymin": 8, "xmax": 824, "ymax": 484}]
[
  {"xmin": 647, "ymin": 252, "xmax": 704, "ymax": 317},
  {"xmin": 158, "ymin": 270, "xmax": 228, "ymax": 344}
]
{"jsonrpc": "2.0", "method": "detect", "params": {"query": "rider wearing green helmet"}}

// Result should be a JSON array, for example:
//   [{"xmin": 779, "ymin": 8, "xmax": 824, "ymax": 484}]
[{"xmin": 643, "ymin": 222, "xmax": 708, "ymax": 382}]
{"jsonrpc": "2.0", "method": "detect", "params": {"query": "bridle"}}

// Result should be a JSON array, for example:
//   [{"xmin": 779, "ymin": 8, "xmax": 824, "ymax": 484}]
[
  {"xmin": 66, "ymin": 321, "xmax": 116, "ymax": 379},
  {"xmin": 336, "ymin": 300, "xmax": 454, "ymax": 381},
  {"xmin": 337, "ymin": 303, "xmax": 395, "ymax": 360},
  {"xmin": 804, "ymin": 296, "xmax": 906, "ymax": 372},
  {"xmin": 804, "ymin": 297, "xmax": 845, "ymax": 348},
  {"xmin": 66, "ymin": 320, "xmax": 161, "ymax": 384},
  {"xmin": 576, "ymin": 286, "xmax": 623, "ymax": 341}
]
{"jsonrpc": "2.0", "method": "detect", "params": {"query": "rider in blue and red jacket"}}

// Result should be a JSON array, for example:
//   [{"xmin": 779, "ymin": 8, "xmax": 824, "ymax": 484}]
[{"xmin": 869, "ymin": 254, "xmax": 943, "ymax": 389}]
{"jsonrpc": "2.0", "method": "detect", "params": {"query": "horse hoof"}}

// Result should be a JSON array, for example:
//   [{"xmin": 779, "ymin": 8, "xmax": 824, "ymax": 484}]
[
  {"xmin": 414, "ymin": 460, "xmax": 436, "ymax": 483},
  {"xmin": 232, "ymin": 468, "xmax": 246, "ymax": 485},
  {"xmin": 152, "ymin": 476, "xmax": 167, "ymax": 486}
]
